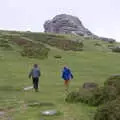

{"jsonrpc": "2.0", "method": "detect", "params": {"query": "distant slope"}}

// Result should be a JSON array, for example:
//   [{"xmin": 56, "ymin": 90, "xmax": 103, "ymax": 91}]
[
  {"xmin": 1, "ymin": 30, "xmax": 120, "ymax": 120},
  {"xmin": 0, "ymin": 30, "xmax": 119, "ymax": 54}
]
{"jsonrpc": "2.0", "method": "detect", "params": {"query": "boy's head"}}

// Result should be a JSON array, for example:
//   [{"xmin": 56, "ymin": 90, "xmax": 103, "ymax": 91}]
[
  {"xmin": 64, "ymin": 65, "xmax": 68, "ymax": 69},
  {"xmin": 34, "ymin": 64, "xmax": 38, "ymax": 68}
]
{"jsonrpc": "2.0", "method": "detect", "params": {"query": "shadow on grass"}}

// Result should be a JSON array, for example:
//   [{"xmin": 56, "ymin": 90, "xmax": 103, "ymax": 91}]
[
  {"xmin": 0, "ymin": 86, "xmax": 21, "ymax": 91},
  {"xmin": 27, "ymin": 100, "xmax": 55, "ymax": 107}
]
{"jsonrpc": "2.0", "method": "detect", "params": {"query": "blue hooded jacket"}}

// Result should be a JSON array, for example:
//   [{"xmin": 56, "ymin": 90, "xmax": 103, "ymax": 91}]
[{"xmin": 62, "ymin": 67, "xmax": 73, "ymax": 80}]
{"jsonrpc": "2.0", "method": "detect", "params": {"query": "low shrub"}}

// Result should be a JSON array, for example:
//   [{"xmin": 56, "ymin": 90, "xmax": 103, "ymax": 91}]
[
  {"xmin": 54, "ymin": 55, "xmax": 62, "ymax": 59},
  {"xmin": 23, "ymin": 33, "xmax": 84, "ymax": 51},
  {"xmin": 65, "ymin": 91, "xmax": 81, "ymax": 103},
  {"xmin": 94, "ymin": 98, "xmax": 120, "ymax": 120},
  {"xmin": 90, "ymin": 86, "xmax": 118, "ymax": 106},
  {"xmin": 65, "ymin": 88, "xmax": 95, "ymax": 104},
  {"xmin": 66, "ymin": 84, "xmax": 118, "ymax": 106},
  {"xmin": 108, "ymin": 44, "xmax": 114, "ymax": 49},
  {"xmin": 21, "ymin": 44, "xmax": 49, "ymax": 59},
  {"xmin": 112, "ymin": 46, "xmax": 120, "ymax": 52},
  {"xmin": 0, "ymin": 39, "xmax": 12, "ymax": 49},
  {"xmin": 104, "ymin": 74, "xmax": 120, "ymax": 94},
  {"xmin": 94, "ymin": 43, "xmax": 101, "ymax": 46}
]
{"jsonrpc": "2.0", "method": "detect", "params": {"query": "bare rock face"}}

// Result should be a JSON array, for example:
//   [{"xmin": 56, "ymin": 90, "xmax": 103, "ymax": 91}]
[
  {"xmin": 44, "ymin": 14, "xmax": 115, "ymax": 42},
  {"xmin": 44, "ymin": 14, "xmax": 92, "ymax": 36}
]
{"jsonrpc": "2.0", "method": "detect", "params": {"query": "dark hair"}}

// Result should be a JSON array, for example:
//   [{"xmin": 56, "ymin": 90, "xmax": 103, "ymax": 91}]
[{"xmin": 34, "ymin": 64, "xmax": 38, "ymax": 68}]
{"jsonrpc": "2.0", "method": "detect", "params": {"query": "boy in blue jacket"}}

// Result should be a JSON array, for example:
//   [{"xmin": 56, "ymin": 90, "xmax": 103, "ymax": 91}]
[{"xmin": 62, "ymin": 66, "xmax": 73, "ymax": 91}]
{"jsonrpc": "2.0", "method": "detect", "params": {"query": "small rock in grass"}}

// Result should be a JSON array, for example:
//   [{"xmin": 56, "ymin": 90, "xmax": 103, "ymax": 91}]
[
  {"xmin": 0, "ymin": 111, "xmax": 5, "ymax": 116},
  {"xmin": 24, "ymin": 86, "xmax": 33, "ymax": 91},
  {"xmin": 41, "ymin": 110, "xmax": 57, "ymax": 116},
  {"xmin": 40, "ymin": 119, "xmax": 45, "ymax": 120},
  {"xmin": 28, "ymin": 102, "xmax": 54, "ymax": 107},
  {"xmin": 83, "ymin": 82, "xmax": 98, "ymax": 89}
]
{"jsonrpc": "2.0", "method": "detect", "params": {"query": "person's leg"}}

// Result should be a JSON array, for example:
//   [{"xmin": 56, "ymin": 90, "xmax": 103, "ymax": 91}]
[
  {"xmin": 32, "ymin": 78, "xmax": 36, "ymax": 90},
  {"xmin": 34, "ymin": 78, "xmax": 39, "ymax": 92},
  {"xmin": 64, "ymin": 80, "xmax": 70, "ymax": 91},
  {"xmin": 36, "ymin": 78, "xmax": 39, "ymax": 91}
]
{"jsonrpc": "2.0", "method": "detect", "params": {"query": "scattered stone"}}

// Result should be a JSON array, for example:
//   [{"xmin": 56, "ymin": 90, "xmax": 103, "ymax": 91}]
[
  {"xmin": 111, "ymin": 74, "xmax": 120, "ymax": 77},
  {"xmin": 41, "ymin": 110, "xmax": 57, "ymax": 116},
  {"xmin": 83, "ymin": 82, "xmax": 98, "ymax": 89},
  {"xmin": 24, "ymin": 86, "xmax": 33, "ymax": 91},
  {"xmin": 28, "ymin": 102, "xmax": 40, "ymax": 107},
  {"xmin": 7, "ymin": 117, "xmax": 13, "ymax": 120},
  {"xmin": 28, "ymin": 102, "xmax": 54, "ymax": 107},
  {"xmin": 99, "ymin": 37, "xmax": 115, "ymax": 43},
  {"xmin": 0, "ymin": 111, "xmax": 5, "ymax": 116},
  {"xmin": 40, "ymin": 119, "xmax": 45, "ymax": 120}
]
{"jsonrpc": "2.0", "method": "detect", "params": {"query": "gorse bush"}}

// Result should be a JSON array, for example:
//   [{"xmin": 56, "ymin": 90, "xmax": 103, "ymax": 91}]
[
  {"xmin": 90, "ymin": 86, "xmax": 118, "ymax": 106},
  {"xmin": 13, "ymin": 38, "xmax": 49, "ymax": 59},
  {"xmin": 94, "ymin": 98, "xmax": 120, "ymax": 120},
  {"xmin": 94, "ymin": 75, "xmax": 120, "ymax": 120},
  {"xmin": 54, "ymin": 55, "xmax": 62, "ymax": 59},
  {"xmin": 112, "ymin": 46, "xmax": 120, "ymax": 52},
  {"xmin": 65, "ymin": 86, "xmax": 118, "ymax": 106},
  {"xmin": 65, "ymin": 88, "xmax": 96, "ymax": 105},
  {"xmin": 0, "ymin": 38, "xmax": 12, "ymax": 49},
  {"xmin": 21, "ymin": 44, "xmax": 49, "ymax": 59},
  {"xmin": 23, "ymin": 33, "xmax": 84, "ymax": 51},
  {"xmin": 66, "ymin": 75, "xmax": 120, "ymax": 106},
  {"xmin": 104, "ymin": 74, "xmax": 120, "ymax": 94},
  {"xmin": 66, "ymin": 75, "xmax": 120, "ymax": 120}
]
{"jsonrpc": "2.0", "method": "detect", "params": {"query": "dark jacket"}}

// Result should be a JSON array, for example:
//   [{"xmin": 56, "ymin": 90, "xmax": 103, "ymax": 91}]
[{"xmin": 29, "ymin": 67, "xmax": 41, "ymax": 78}]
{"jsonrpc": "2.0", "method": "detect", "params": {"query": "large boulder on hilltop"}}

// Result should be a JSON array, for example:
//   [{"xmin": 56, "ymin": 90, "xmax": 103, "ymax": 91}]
[
  {"xmin": 44, "ymin": 14, "xmax": 93, "ymax": 36},
  {"xmin": 44, "ymin": 14, "xmax": 116, "ymax": 42}
]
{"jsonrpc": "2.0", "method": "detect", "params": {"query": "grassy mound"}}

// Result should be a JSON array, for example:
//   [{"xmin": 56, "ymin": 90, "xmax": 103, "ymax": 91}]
[
  {"xmin": 66, "ymin": 86, "xmax": 117, "ymax": 106},
  {"xmin": 0, "ymin": 33, "xmax": 49, "ymax": 59},
  {"xmin": 112, "ymin": 46, "xmax": 120, "ymax": 52},
  {"xmin": 65, "ymin": 89, "xmax": 94, "ymax": 104},
  {"xmin": 66, "ymin": 75, "xmax": 120, "ymax": 120},
  {"xmin": 0, "ymin": 38, "xmax": 12, "ymax": 49},
  {"xmin": 66, "ymin": 75, "xmax": 120, "ymax": 106},
  {"xmin": 94, "ymin": 98, "xmax": 120, "ymax": 120},
  {"xmin": 104, "ymin": 74, "xmax": 120, "ymax": 93},
  {"xmin": 22, "ymin": 33, "xmax": 84, "ymax": 51},
  {"xmin": 21, "ymin": 43, "xmax": 49, "ymax": 59},
  {"xmin": 14, "ymin": 38, "xmax": 49, "ymax": 59}
]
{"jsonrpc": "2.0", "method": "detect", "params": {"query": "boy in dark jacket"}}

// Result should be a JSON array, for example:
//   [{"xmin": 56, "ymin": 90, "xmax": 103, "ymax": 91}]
[
  {"xmin": 29, "ymin": 64, "xmax": 41, "ymax": 92},
  {"xmin": 62, "ymin": 66, "xmax": 73, "ymax": 91}
]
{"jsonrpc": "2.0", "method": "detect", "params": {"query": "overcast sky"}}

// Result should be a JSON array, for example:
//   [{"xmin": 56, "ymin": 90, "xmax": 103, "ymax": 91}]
[{"xmin": 0, "ymin": 0, "xmax": 120, "ymax": 41}]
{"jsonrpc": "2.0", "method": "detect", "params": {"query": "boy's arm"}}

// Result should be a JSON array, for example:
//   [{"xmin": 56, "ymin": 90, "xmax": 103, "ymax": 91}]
[
  {"xmin": 38, "ymin": 70, "xmax": 41, "ymax": 77},
  {"xmin": 71, "ymin": 73, "xmax": 73, "ymax": 79},
  {"xmin": 69, "ymin": 69, "xmax": 73, "ymax": 79},
  {"xmin": 29, "ymin": 69, "xmax": 33, "ymax": 78},
  {"xmin": 61, "ymin": 70, "xmax": 64, "ymax": 79}
]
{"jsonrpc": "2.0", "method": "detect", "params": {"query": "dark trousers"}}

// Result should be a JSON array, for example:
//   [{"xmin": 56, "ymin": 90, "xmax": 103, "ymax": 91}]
[{"xmin": 32, "ymin": 77, "xmax": 39, "ymax": 90}]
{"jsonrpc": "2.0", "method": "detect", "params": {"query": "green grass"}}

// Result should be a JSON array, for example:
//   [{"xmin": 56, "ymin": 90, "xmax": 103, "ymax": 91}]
[{"xmin": 0, "ymin": 30, "xmax": 120, "ymax": 120}]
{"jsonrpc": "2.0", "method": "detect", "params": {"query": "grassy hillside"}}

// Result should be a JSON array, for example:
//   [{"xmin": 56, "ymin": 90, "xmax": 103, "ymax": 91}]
[{"xmin": 0, "ymin": 30, "xmax": 120, "ymax": 120}]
